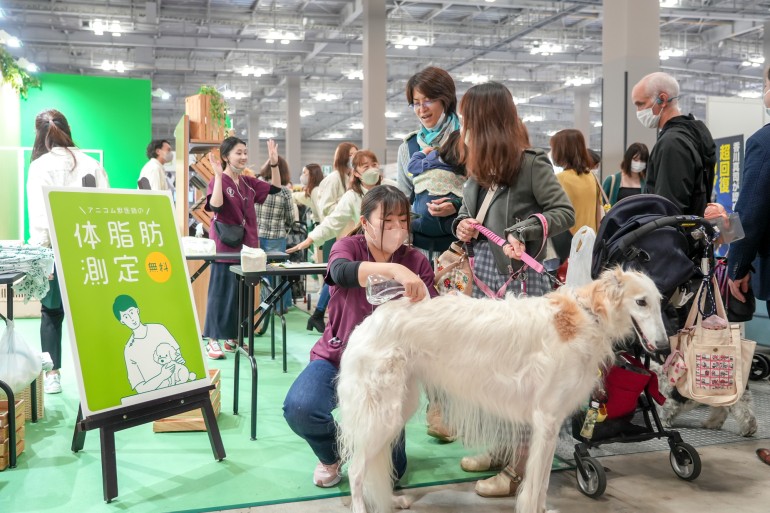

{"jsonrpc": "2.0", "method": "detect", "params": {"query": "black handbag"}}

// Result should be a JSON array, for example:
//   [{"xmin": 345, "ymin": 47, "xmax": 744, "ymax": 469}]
[
  {"xmin": 726, "ymin": 285, "xmax": 756, "ymax": 322},
  {"xmin": 214, "ymin": 220, "xmax": 245, "ymax": 247}
]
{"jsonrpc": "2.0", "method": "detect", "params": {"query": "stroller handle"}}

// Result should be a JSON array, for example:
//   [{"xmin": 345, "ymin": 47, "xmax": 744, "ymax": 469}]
[{"xmin": 616, "ymin": 215, "xmax": 716, "ymax": 254}]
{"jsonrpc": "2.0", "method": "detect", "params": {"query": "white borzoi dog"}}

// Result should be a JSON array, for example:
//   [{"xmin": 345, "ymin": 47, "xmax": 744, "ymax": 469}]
[{"xmin": 336, "ymin": 268, "xmax": 668, "ymax": 513}]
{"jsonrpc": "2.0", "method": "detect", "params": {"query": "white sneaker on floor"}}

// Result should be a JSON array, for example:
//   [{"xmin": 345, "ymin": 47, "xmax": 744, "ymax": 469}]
[
  {"xmin": 44, "ymin": 373, "xmax": 62, "ymax": 394},
  {"xmin": 206, "ymin": 340, "xmax": 225, "ymax": 359}
]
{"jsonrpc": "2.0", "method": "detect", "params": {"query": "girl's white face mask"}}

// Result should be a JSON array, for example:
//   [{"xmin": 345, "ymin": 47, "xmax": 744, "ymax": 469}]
[
  {"xmin": 630, "ymin": 161, "xmax": 647, "ymax": 173},
  {"xmin": 364, "ymin": 222, "xmax": 407, "ymax": 254}
]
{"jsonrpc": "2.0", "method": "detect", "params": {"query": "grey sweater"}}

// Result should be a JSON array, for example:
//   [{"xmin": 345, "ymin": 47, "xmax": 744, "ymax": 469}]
[{"xmin": 452, "ymin": 148, "xmax": 575, "ymax": 274}]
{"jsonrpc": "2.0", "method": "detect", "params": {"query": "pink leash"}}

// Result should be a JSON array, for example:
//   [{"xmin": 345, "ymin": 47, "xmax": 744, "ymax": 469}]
[{"xmin": 467, "ymin": 213, "xmax": 548, "ymax": 298}]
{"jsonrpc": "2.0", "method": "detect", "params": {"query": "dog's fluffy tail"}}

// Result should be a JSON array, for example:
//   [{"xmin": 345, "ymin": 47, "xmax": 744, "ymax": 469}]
[{"xmin": 337, "ymin": 313, "xmax": 415, "ymax": 513}]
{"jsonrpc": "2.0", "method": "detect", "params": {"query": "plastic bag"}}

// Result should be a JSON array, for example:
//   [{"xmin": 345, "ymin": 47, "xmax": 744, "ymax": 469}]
[
  {"xmin": 565, "ymin": 226, "xmax": 596, "ymax": 288},
  {"xmin": 0, "ymin": 320, "xmax": 41, "ymax": 394}
]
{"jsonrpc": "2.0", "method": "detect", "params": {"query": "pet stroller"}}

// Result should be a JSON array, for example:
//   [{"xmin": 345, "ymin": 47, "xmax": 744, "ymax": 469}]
[{"xmin": 572, "ymin": 194, "xmax": 717, "ymax": 498}]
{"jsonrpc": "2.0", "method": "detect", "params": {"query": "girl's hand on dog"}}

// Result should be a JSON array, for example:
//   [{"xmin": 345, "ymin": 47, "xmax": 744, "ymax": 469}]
[
  {"xmin": 390, "ymin": 264, "xmax": 427, "ymax": 302},
  {"xmin": 503, "ymin": 234, "xmax": 525, "ymax": 260},
  {"xmin": 456, "ymin": 218, "xmax": 479, "ymax": 242}
]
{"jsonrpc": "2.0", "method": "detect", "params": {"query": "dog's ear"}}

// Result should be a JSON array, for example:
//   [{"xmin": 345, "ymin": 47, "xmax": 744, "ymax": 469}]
[{"xmin": 586, "ymin": 268, "xmax": 626, "ymax": 320}]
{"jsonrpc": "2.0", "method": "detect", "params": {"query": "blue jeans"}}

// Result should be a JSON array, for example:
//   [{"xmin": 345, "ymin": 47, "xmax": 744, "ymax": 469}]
[
  {"xmin": 283, "ymin": 359, "xmax": 407, "ymax": 477},
  {"xmin": 317, "ymin": 283, "xmax": 330, "ymax": 312},
  {"xmin": 259, "ymin": 237, "xmax": 293, "ymax": 312}
]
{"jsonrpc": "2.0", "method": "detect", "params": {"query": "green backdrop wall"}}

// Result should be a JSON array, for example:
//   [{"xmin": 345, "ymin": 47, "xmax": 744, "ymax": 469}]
[
  {"xmin": 19, "ymin": 73, "xmax": 152, "ymax": 240},
  {"xmin": 0, "ymin": 83, "xmax": 21, "ymax": 240}
]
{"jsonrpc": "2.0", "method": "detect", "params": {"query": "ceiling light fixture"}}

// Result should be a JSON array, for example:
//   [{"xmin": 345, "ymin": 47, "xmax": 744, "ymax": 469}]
[
  {"xmin": 659, "ymin": 47, "xmax": 684, "ymax": 60},
  {"xmin": 589, "ymin": 100, "xmax": 601, "ymax": 108},
  {"xmin": 17, "ymin": 57, "xmax": 38, "ymax": 73},
  {"xmin": 270, "ymin": 121, "xmax": 288, "ymax": 129},
  {"xmin": 300, "ymin": 109, "xmax": 315, "ymax": 117},
  {"xmin": 240, "ymin": 66, "xmax": 269, "ymax": 77},
  {"xmin": 660, "ymin": 0, "xmax": 679, "ymax": 7},
  {"xmin": 152, "ymin": 88, "xmax": 171, "ymax": 100},
  {"xmin": 114, "ymin": 60, "xmax": 126, "ymax": 73},
  {"xmin": 259, "ymin": 131, "xmax": 277, "ymax": 138},
  {"xmin": 314, "ymin": 92, "xmax": 340, "ymax": 102},
  {"xmin": 462, "ymin": 73, "xmax": 490, "ymax": 85},
  {"xmin": 564, "ymin": 76, "xmax": 593, "ymax": 87},
  {"xmin": 345, "ymin": 70, "xmax": 364, "ymax": 80},
  {"xmin": 391, "ymin": 35, "xmax": 431, "ymax": 50},
  {"xmin": 522, "ymin": 115, "xmax": 544, "ymax": 123},
  {"xmin": 349, "ymin": 122, "xmax": 364, "ymax": 130},
  {"xmin": 512, "ymin": 96, "xmax": 529, "ymax": 104},
  {"xmin": 593, "ymin": 120, "xmax": 603, "ymax": 128},
  {"xmin": 530, "ymin": 42, "xmax": 563, "ymax": 56},
  {"xmin": 0, "ymin": 30, "xmax": 21, "ymax": 47},
  {"xmin": 260, "ymin": 29, "xmax": 303, "ymax": 45},
  {"xmin": 325, "ymin": 132, "xmax": 345, "ymax": 139},
  {"xmin": 737, "ymin": 90, "xmax": 762, "ymax": 99},
  {"xmin": 384, "ymin": 111, "xmax": 400, "ymax": 118},
  {"xmin": 222, "ymin": 90, "xmax": 247, "ymax": 100}
]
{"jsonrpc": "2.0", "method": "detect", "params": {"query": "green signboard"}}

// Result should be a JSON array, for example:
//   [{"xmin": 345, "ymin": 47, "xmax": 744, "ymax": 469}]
[{"xmin": 44, "ymin": 188, "xmax": 209, "ymax": 416}]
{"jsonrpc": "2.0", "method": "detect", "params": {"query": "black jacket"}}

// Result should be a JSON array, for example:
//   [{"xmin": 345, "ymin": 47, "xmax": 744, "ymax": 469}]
[{"xmin": 645, "ymin": 114, "xmax": 716, "ymax": 216}]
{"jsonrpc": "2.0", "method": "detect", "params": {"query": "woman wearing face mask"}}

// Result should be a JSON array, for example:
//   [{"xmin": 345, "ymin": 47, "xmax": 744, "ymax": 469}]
[
  {"xmin": 292, "ymin": 163, "xmax": 325, "ymax": 224},
  {"xmin": 287, "ymin": 150, "xmax": 396, "ymax": 257},
  {"xmin": 283, "ymin": 185, "xmax": 437, "ymax": 488},
  {"xmin": 397, "ymin": 66, "xmax": 462, "ymax": 252},
  {"xmin": 602, "ymin": 142, "xmax": 649, "ymax": 206},
  {"xmin": 202, "ymin": 137, "xmax": 282, "ymax": 359},
  {"xmin": 303, "ymin": 142, "xmax": 359, "ymax": 332}
]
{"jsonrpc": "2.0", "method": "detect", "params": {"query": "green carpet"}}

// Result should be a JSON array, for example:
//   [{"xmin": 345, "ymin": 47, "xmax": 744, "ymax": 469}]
[{"xmin": 0, "ymin": 310, "xmax": 570, "ymax": 513}]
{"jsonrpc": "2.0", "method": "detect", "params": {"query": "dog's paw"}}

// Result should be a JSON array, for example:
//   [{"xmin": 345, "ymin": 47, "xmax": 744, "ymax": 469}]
[
  {"xmin": 701, "ymin": 418, "xmax": 725, "ymax": 430},
  {"xmin": 660, "ymin": 418, "xmax": 672, "ymax": 429},
  {"xmin": 739, "ymin": 418, "xmax": 758, "ymax": 437},
  {"xmin": 392, "ymin": 494, "xmax": 412, "ymax": 510}
]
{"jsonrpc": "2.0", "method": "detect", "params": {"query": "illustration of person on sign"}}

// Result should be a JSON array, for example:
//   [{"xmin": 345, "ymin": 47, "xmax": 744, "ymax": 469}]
[{"xmin": 113, "ymin": 294, "xmax": 197, "ymax": 393}]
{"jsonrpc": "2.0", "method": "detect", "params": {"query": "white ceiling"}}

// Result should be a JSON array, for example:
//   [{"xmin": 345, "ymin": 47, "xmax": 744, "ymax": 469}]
[{"xmin": 1, "ymin": 0, "xmax": 768, "ymax": 148}]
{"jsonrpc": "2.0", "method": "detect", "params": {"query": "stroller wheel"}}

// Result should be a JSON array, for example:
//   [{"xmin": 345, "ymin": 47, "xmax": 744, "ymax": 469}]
[
  {"xmin": 749, "ymin": 354, "xmax": 770, "ymax": 381},
  {"xmin": 670, "ymin": 442, "xmax": 701, "ymax": 481},
  {"xmin": 576, "ymin": 456, "xmax": 606, "ymax": 498}
]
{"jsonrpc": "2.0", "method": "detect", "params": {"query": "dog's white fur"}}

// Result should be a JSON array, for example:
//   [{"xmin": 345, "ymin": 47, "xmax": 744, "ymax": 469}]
[{"xmin": 337, "ymin": 269, "xmax": 667, "ymax": 513}]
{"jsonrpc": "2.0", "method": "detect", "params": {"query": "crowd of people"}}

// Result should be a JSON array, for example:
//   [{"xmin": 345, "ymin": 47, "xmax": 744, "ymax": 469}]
[{"xmin": 24, "ymin": 64, "xmax": 770, "ymax": 495}]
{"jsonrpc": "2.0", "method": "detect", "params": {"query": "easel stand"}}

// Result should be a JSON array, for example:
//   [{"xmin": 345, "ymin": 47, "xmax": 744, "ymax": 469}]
[{"xmin": 70, "ymin": 387, "xmax": 225, "ymax": 502}]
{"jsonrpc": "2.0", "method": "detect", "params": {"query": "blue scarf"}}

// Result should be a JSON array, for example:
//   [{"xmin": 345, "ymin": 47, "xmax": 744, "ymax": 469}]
[{"xmin": 417, "ymin": 112, "xmax": 461, "ymax": 148}]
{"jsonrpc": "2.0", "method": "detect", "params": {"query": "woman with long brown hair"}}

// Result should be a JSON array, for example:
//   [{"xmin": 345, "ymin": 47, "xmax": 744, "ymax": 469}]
[
  {"xmin": 303, "ymin": 142, "xmax": 359, "ymax": 332},
  {"xmin": 26, "ymin": 109, "xmax": 110, "ymax": 394},
  {"xmin": 453, "ymin": 82, "xmax": 574, "ymax": 497},
  {"xmin": 292, "ymin": 163, "xmax": 325, "ymax": 224}
]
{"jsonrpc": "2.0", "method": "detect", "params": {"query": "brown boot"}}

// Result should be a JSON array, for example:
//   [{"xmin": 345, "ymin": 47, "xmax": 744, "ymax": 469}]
[
  {"xmin": 474, "ymin": 466, "xmax": 523, "ymax": 498},
  {"xmin": 426, "ymin": 403, "xmax": 456, "ymax": 442}
]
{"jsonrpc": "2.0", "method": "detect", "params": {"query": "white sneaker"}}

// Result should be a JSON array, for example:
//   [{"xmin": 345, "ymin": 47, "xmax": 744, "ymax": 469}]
[
  {"xmin": 44, "ymin": 372, "xmax": 62, "ymax": 394},
  {"xmin": 206, "ymin": 340, "xmax": 225, "ymax": 359}
]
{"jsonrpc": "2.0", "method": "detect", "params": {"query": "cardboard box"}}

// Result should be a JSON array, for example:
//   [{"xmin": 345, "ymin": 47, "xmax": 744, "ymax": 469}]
[
  {"xmin": 0, "ymin": 373, "xmax": 44, "ymax": 421},
  {"xmin": 152, "ymin": 369, "xmax": 221, "ymax": 433},
  {"xmin": 0, "ymin": 399, "xmax": 25, "ymax": 471}
]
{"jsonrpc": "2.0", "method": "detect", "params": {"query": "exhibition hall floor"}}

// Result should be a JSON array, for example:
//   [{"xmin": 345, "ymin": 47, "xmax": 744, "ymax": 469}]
[{"xmin": 2, "ymin": 310, "xmax": 769, "ymax": 513}]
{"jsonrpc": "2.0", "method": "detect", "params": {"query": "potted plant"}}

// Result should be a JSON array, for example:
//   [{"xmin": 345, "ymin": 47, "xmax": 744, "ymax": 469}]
[
  {"xmin": 185, "ymin": 85, "xmax": 228, "ymax": 141},
  {"xmin": 0, "ymin": 47, "xmax": 41, "ymax": 98}
]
